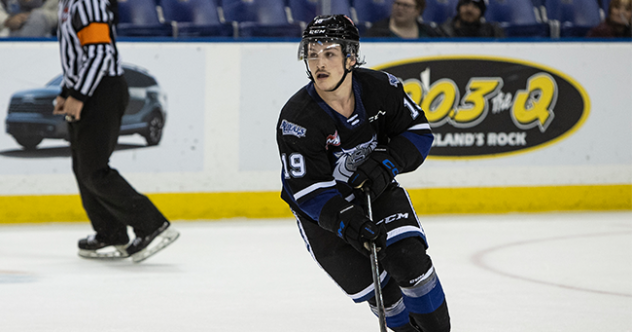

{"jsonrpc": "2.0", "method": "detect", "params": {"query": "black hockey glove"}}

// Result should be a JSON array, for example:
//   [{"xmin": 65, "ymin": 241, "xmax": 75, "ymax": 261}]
[
  {"xmin": 348, "ymin": 146, "xmax": 400, "ymax": 201},
  {"xmin": 337, "ymin": 204, "xmax": 387, "ymax": 259}
]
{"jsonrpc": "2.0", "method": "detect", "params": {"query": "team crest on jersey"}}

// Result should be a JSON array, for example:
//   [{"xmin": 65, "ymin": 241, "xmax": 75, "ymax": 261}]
[
  {"xmin": 280, "ymin": 119, "xmax": 306, "ymax": 138},
  {"xmin": 332, "ymin": 135, "xmax": 378, "ymax": 181},
  {"xmin": 325, "ymin": 131, "xmax": 341, "ymax": 150},
  {"xmin": 385, "ymin": 72, "xmax": 400, "ymax": 87}
]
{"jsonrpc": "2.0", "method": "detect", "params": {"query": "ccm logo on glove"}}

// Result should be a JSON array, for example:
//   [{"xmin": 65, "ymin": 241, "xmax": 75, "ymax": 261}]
[{"xmin": 382, "ymin": 159, "xmax": 399, "ymax": 176}]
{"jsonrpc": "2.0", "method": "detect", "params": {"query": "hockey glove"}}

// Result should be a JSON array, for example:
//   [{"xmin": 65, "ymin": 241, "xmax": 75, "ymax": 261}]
[
  {"xmin": 337, "ymin": 204, "xmax": 387, "ymax": 259},
  {"xmin": 348, "ymin": 146, "xmax": 400, "ymax": 201}
]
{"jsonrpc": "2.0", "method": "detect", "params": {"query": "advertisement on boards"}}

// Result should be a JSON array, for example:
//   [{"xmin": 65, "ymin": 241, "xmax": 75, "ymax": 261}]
[
  {"xmin": 0, "ymin": 41, "xmax": 630, "ymax": 196},
  {"xmin": 374, "ymin": 55, "xmax": 590, "ymax": 158},
  {"xmin": 0, "ymin": 43, "xmax": 205, "ymax": 179}
]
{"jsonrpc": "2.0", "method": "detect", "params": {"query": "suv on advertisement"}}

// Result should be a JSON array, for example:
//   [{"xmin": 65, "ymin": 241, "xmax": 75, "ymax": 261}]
[{"xmin": 5, "ymin": 65, "xmax": 167, "ymax": 150}]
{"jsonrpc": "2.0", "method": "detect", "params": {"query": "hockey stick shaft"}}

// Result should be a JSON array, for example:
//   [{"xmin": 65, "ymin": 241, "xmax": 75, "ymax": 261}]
[{"xmin": 365, "ymin": 190, "xmax": 387, "ymax": 332}]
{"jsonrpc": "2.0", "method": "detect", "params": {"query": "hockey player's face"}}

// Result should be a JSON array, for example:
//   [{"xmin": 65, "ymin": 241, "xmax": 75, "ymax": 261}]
[{"xmin": 306, "ymin": 43, "xmax": 350, "ymax": 91}]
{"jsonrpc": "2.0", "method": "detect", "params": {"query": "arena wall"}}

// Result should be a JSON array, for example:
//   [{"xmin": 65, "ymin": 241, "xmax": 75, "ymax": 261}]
[{"xmin": 0, "ymin": 40, "xmax": 630, "ymax": 223}]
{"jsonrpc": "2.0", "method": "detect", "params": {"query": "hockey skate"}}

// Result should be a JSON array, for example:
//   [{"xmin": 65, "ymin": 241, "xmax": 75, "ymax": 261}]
[
  {"xmin": 125, "ymin": 221, "xmax": 179, "ymax": 263},
  {"xmin": 78, "ymin": 234, "xmax": 129, "ymax": 260}
]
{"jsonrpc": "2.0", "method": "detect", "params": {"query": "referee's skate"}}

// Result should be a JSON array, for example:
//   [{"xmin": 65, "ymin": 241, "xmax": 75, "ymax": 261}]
[
  {"xmin": 125, "ymin": 221, "xmax": 180, "ymax": 263},
  {"xmin": 77, "ymin": 234, "xmax": 129, "ymax": 260}
]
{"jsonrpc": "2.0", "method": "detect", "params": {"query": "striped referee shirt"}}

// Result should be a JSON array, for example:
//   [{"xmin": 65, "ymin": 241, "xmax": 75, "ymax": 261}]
[{"xmin": 58, "ymin": 0, "xmax": 123, "ymax": 102}]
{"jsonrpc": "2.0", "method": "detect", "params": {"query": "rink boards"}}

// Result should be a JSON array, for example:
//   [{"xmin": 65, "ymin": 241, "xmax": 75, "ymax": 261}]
[{"xmin": 0, "ymin": 40, "xmax": 630, "ymax": 222}]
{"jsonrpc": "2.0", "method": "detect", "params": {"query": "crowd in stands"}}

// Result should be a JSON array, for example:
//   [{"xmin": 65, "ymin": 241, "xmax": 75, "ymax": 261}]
[
  {"xmin": 0, "ymin": 0, "xmax": 57, "ymax": 37},
  {"xmin": 1, "ymin": 0, "xmax": 630, "ymax": 39}
]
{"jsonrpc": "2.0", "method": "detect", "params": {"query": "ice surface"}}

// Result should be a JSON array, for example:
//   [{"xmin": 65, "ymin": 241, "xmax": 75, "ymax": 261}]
[{"xmin": 1, "ymin": 212, "xmax": 631, "ymax": 332}]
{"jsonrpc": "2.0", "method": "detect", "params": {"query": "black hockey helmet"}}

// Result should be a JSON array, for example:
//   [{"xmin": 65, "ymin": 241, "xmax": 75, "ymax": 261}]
[
  {"xmin": 298, "ymin": 14, "xmax": 360, "ymax": 63},
  {"xmin": 298, "ymin": 15, "xmax": 363, "ymax": 91}
]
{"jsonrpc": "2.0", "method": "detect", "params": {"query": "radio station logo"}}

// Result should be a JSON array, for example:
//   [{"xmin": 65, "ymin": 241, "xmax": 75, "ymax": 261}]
[{"xmin": 373, "ymin": 56, "xmax": 590, "ymax": 158}]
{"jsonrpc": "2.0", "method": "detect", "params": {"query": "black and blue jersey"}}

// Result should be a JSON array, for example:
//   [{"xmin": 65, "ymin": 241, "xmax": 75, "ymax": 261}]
[{"xmin": 276, "ymin": 68, "xmax": 434, "ymax": 234}]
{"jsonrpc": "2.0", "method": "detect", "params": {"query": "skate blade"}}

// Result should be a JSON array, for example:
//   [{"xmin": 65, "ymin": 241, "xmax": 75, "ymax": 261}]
[
  {"xmin": 131, "ymin": 228, "xmax": 180, "ymax": 263},
  {"xmin": 78, "ymin": 245, "xmax": 129, "ymax": 260}
]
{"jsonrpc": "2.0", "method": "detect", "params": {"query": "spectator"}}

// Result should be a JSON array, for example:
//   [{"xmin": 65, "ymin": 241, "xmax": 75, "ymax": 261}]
[
  {"xmin": 587, "ymin": 0, "xmax": 631, "ymax": 38},
  {"xmin": 0, "ymin": 0, "xmax": 57, "ymax": 37},
  {"xmin": 440, "ymin": 0, "xmax": 504, "ymax": 38},
  {"xmin": 366, "ymin": 0, "xmax": 444, "ymax": 38}
]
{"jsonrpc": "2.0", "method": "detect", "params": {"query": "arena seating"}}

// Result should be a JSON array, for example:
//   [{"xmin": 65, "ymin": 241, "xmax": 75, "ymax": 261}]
[
  {"xmin": 220, "ymin": 0, "xmax": 303, "ymax": 37},
  {"xmin": 485, "ymin": 0, "xmax": 550, "ymax": 37},
  {"xmin": 601, "ymin": 0, "xmax": 612, "ymax": 16},
  {"xmin": 158, "ymin": 0, "xmax": 233, "ymax": 37},
  {"xmin": 287, "ymin": 0, "xmax": 318, "ymax": 26},
  {"xmin": 543, "ymin": 0, "xmax": 602, "ymax": 37},
  {"xmin": 317, "ymin": 0, "xmax": 353, "ymax": 17},
  {"xmin": 352, "ymin": 0, "xmax": 394, "ymax": 29},
  {"xmin": 73, "ymin": 0, "xmax": 612, "ymax": 39},
  {"xmin": 423, "ymin": 0, "xmax": 459, "ymax": 24},
  {"xmin": 116, "ymin": 0, "xmax": 173, "ymax": 37}
]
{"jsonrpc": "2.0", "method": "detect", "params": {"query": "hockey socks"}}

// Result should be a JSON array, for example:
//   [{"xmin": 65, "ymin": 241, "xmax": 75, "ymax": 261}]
[
  {"xmin": 401, "ymin": 266, "xmax": 451, "ymax": 332},
  {"xmin": 370, "ymin": 297, "xmax": 413, "ymax": 330}
]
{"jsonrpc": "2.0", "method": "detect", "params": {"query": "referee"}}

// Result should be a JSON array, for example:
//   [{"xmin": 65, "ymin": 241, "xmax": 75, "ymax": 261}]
[{"xmin": 53, "ymin": 0, "xmax": 179, "ymax": 263}]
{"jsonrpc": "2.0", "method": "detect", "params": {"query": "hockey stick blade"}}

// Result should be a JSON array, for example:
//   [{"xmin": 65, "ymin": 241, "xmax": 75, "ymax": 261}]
[{"xmin": 131, "ymin": 228, "xmax": 180, "ymax": 263}]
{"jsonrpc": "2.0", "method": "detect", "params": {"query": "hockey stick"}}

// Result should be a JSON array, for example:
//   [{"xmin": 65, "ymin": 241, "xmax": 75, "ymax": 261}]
[{"xmin": 365, "ymin": 190, "xmax": 387, "ymax": 332}]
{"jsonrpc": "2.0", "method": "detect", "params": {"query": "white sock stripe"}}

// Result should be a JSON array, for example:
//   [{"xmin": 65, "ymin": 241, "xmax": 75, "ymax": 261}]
[
  {"xmin": 370, "ymin": 297, "xmax": 407, "ymax": 317},
  {"xmin": 400, "ymin": 266, "xmax": 438, "ymax": 298}
]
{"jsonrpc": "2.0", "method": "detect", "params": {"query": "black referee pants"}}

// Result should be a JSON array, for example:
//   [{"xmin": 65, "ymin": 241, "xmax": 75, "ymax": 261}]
[{"xmin": 68, "ymin": 76, "xmax": 167, "ymax": 241}]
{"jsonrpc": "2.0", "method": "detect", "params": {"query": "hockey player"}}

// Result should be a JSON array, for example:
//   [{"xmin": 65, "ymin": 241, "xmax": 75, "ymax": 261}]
[{"xmin": 276, "ymin": 15, "xmax": 450, "ymax": 332}]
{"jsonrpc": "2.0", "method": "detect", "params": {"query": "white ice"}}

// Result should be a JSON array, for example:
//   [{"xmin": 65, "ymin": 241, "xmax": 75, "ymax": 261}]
[{"xmin": 1, "ymin": 211, "xmax": 631, "ymax": 332}]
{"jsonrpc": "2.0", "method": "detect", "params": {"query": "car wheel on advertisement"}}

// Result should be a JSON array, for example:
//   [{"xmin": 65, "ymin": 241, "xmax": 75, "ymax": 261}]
[
  {"xmin": 143, "ymin": 111, "xmax": 164, "ymax": 146},
  {"xmin": 14, "ymin": 136, "xmax": 44, "ymax": 150}
]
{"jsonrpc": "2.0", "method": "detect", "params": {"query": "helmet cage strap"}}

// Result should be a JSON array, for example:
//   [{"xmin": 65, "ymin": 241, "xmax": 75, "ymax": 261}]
[
  {"xmin": 326, "ymin": 55, "xmax": 353, "ymax": 92},
  {"xmin": 303, "ymin": 53, "xmax": 354, "ymax": 92},
  {"xmin": 302, "ymin": 40, "xmax": 356, "ymax": 91}
]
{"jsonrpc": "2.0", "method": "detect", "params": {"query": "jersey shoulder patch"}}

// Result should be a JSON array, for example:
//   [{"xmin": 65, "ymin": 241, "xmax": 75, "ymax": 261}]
[
  {"xmin": 280, "ymin": 119, "xmax": 307, "ymax": 138},
  {"xmin": 384, "ymin": 71, "xmax": 400, "ymax": 87},
  {"xmin": 356, "ymin": 68, "xmax": 400, "ymax": 89}
]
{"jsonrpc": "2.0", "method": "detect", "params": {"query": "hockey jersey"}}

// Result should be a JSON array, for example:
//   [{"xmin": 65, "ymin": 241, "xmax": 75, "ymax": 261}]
[{"xmin": 276, "ymin": 68, "xmax": 434, "ymax": 232}]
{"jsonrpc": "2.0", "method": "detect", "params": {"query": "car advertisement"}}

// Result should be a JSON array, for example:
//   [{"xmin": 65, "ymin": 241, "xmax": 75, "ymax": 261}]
[
  {"xmin": 5, "ymin": 64, "xmax": 168, "ymax": 150},
  {"xmin": 0, "ymin": 43, "xmax": 205, "ymax": 179},
  {"xmin": 373, "ymin": 55, "xmax": 590, "ymax": 158}
]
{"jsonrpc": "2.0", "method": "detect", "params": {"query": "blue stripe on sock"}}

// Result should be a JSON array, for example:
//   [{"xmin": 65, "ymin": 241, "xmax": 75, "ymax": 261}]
[
  {"xmin": 386, "ymin": 308, "xmax": 411, "ymax": 329},
  {"xmin": 402, "ymin": 278, "xmax": 446, "ymax": 314}
]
